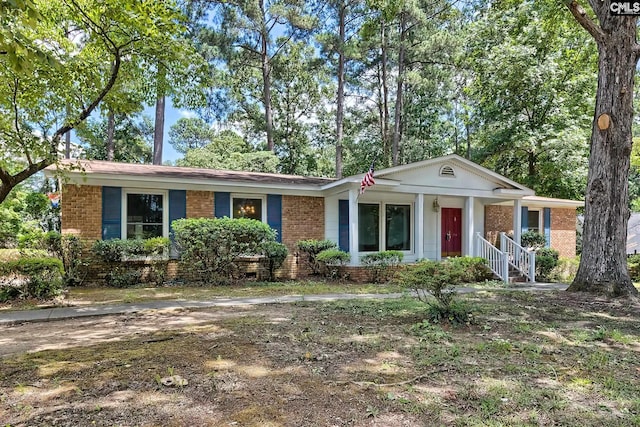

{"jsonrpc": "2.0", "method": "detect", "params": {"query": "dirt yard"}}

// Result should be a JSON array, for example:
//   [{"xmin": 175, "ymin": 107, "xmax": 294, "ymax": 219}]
[{"xmin": 1, "ymin": 290, "xmax": 639, "ymax": 426}]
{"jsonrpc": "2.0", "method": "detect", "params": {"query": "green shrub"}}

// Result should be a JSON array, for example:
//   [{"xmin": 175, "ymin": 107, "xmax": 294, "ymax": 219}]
[
  {"xmin": 91, "ymin": 238, "xmax": 170, "ymax": 287},
  {"xmin": 396, "ymin": 259, "xmax": 472, "ymax": 325},
  {"xmin": 627, "ymin": 254, "xmax": 640, "ymax": 281},
  {"xmin": 361, "ymin": 251, "xmax": 404, "ymax": 283},
  {"xmin": 536, "ymin": 248, "xmax": 559, "ymax": 280},
  {"xmin": 261, "ymin": 241, "xmax": 288, "ymax": 281},
  {"xmin": 17, "ymin": 227, "xmax": 47, "ymax": 250},
  {"xmin": 0, "ymin": 248, "xmax": 49, "ymax": 262},
  {"xmin": 550, "ymin": 256, "xmax": 580, "ymax": 283},
  {"xmin": 316, "ymin": 249, "xmax": 350, "ymax": 279},
  {"xmin": 92, "ymin": 238, "xmax": 170, "ymax": 262},
  {"xmin": 173, "ymin": 217, "xmax": 277, "ymax": 283},
  {"xmin": 45, "ymin": 232, "xmax": 87, "ymax": 286},
  {"xmin": 0, "ymin": 257, "xmax": 64, "ymax": 300},
  {"xmin": 521, "ymin": 231, "xmax": 547, "ymax": 250},
  {"xmin": 297, "ymin": 239, "xmax": 338, "ymax": 275},
  {"xmin": 143, "ymin": 237, "xmax": 171, "ymax": 255},
  {"xmin": 446, "ymin": 256, "xmax": 494, "ymax": 283}
]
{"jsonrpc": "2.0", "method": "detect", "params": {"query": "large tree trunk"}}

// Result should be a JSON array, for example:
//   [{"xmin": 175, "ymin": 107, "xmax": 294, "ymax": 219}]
[
  {"xmin": 153, "ymin": 64, "xmax": 166, "ymax": 166},
  {"xmin": 380, "ymin": 20, "xmax": 390, "ymax": 166},
  {"xmin": 153, "ymin": 94, "xmax": 165, "ymax": 165},
  {"xmin": 259, "ymin": 0, "xmax": 274, "ymax": 152},
  {"xmin": 335, "ymin": 2, "xmax": 346, "ymax": 179},
  {"xmin": 391, "ymin": 12, "xmax": 406, "ymax": 167},
  {"xmin": 567, "ymin": 2, "xmax": 639, "ymax": 298},
  {"xmin": 106, "ymin": 111, "xmax": 115, "ymax": 161},
  {"xmin": 64, "ymin": 131, "xmax": 71, "ymax": 159}
]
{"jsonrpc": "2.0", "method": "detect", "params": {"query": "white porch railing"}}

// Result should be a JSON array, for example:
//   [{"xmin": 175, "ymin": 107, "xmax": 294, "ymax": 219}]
[
  {"xmin": 475, "ymin": 232, "xmax": 508, "ymax": 283},
  {"xmin": 500, "ymin": 232, "xmax": 536, "ymax": 283}
]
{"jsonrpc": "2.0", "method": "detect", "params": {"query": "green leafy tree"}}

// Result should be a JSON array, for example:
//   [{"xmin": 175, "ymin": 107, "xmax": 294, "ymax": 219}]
[
  {"xmin": 0, "ymin": 0, "xmax": 200, "ymax": 204},
  {"xmin": 271, "ymin": 41, "xmax": 329, "ymax": 175},
  {"xmin": 200, "ymin": 0, "xmax": 316, "ymax": 152},
  {"xmin": 168, "ymin": 117, "xmax": 215, "ymax": 154},
  {"xmin": 464, "ymin": 1, "xmax": 596, "ymax": 200},
  {"xmin": 76, "ymin": 114, "xmax": 154, "ymax": 163},
  {"xmin": 177, "ymin": 130, "xmax": 279, "ymax": 172}
]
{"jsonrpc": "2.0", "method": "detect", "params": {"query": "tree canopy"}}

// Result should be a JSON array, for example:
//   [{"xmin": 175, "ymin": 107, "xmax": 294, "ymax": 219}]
[{"xmin": 0, "ymin": 0, "xmax": 204, "ymax": 203}]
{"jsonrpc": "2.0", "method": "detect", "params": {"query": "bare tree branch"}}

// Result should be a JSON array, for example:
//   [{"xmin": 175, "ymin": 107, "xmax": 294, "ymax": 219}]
[{"xmin": 565, "ymin": 0, "xmax": 606, "ymax": 44}]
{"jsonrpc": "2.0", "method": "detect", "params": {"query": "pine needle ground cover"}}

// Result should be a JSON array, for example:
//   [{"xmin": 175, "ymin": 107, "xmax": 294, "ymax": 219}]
[{"xmin": 1, "ymin": 291, "xmax": 638, "ymax": 426}]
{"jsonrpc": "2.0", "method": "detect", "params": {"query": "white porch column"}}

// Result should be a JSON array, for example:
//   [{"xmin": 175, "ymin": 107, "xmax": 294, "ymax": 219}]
[
  {"xmin": 348, "ymin": 188, "xmax": 359, "ymax": 266},
  {"xmin": 415, "ymin": 193, "xmax": 424, "ymax": 260},
  {"xmin": 513, "ymin": 199, "xmax": 522, "ymax": 245},
  {"xmin": 465, "ymin": 196, "xmax": 475, "ymax": 256}
]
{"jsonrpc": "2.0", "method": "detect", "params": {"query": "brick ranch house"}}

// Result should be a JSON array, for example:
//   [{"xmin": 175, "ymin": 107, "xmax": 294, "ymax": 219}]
[{"xmin": 45, "ymin": 154, "xmax": 582, "ymax": 283}]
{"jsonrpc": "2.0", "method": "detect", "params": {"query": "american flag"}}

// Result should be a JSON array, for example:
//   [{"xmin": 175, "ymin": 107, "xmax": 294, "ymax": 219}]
[{"xmin": 360, "ymin": 161, "xmax": 375, "ymax": 194}]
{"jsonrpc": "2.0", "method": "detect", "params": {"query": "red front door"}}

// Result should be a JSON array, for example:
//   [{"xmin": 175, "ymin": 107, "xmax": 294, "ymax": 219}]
[{"xmin": 441, "ymin": 208, "xmax": 462, "ymax": 257}]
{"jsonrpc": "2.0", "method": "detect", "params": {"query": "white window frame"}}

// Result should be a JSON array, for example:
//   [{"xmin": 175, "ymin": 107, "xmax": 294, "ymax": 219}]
[
  {"xmin": 358, "ymin": 202, "xmax": 414, "ymax": 254},
  {"xmin": 527, "ymin": 208, "xmax": 543, "ymax": 234},
  {"xmin": 230, "ymin": 194, "xmax": 267, "ymax": 222},
  {"xmin": 121, "ymin": 188, "xmax": 169, "ymax": 240}
]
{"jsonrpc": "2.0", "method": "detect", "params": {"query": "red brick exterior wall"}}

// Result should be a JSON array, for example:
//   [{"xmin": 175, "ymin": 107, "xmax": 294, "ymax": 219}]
[
  {"xmin": 550, "ymin": 208, "xmax": 577, "ymax": 258},
  {"xmin": 279, "ymin": 195, "xmax": 325, "ymax": 279},
  {"xmin": 61, "ymin": 184, "xmax": 102, "ymax": 241},
  {"xmin": 187, "ymin": 190, "xmax": 214, "ymax": 218},
  {"xmin": 484, "ymin": 205, "xmax": 577, "ymax": 257},
  {"xmin": 484, "ymin": 205, "xmax": 513, "ymax": 246}
]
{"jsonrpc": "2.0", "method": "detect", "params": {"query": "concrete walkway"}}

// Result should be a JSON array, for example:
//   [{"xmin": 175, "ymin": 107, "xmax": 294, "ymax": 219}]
[{"xmin": 0, "ymin": 283, "xmax": 569, "ymax": 326}]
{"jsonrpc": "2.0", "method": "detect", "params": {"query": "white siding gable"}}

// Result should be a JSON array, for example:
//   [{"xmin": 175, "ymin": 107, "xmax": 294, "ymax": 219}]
[{"xmin": 379, "ymin": 160, "xmax": 511, "ymax": 193}]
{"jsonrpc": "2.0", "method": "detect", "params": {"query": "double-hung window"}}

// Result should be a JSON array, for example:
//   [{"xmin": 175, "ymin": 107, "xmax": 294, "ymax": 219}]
[
  {"xmin": 527, "ymin": 209, "xmax": 542, "ymax": 233},
  {"xmin": 123, "ymin": 190, "xmax": 168, "ymax": 239},
  {"xmin": 358, "ymin": 203, "xmax": 412, "ymax": 252}
]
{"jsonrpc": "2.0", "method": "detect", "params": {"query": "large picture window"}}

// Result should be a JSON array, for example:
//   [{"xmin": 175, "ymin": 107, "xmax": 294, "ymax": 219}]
[
  {"xmin": 232, "ymin": 197, "xmax": 264, "ymax": 221},
  {"xmin": 386, "ymin": 204, "xmax": 411, "ymax": 251},
  {"xmin": 358, "ymin": 204, "xmax": 380, "ymax": 251},
  {"xmin": 358, "ymin": 203, "xmax": 412, "ymax": 252},
  {"xmin": 126, "ymin": 193, "xmax": 165, "ymax": 239}
]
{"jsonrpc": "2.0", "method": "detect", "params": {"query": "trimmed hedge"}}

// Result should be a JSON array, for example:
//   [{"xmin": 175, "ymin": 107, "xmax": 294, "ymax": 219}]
[
  {"xmin": 297, "ymin": 239, "xmax": 338, "ymax": 275},
  {"xmin": 173, "ymin": 217, "xmax": 277, "ymax": 284},
  {"xmin": 0, "ymin": 257, "xmax": 64, "ymax": 301},
  {"xmin": 361, "ymin": 251, "xmax": 404, "ymax": 283},
  {"xmin": 261, "ymin": 241, "xmax": 289, "ymax": 281},
  {"xmin": 91, "ymin": 238, "xmax": 171, "ymax": 287}
]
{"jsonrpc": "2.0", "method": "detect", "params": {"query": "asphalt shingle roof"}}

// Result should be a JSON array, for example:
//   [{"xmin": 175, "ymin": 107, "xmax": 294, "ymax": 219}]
[{"xmin": 53, "ymin": 160, "xmax": 335, "ymax": 187}]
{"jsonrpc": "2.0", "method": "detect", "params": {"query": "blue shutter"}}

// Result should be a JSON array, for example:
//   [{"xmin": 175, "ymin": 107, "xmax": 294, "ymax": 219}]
[
  {"xmin": 214, "ymin": 192, "xmax": 230, "ymax": 218},
  {"xmin": 543, "ymin": 207, "xmax": 551, "ymax": 247},
  {"xmin": 102, "ymin": 186, "xmax": 121, "ymax": 240},
  {"xmin": 267, "ymin": 194, "xmax": 282, "ymax": 242},
  {"xmin": 521, "ymin": 206, "xmax": 529, "ymax": 234},
  {"xmin": 339, "ymin": 199, "xmax": 349, "ymax": 252},
  {"xmin": 169, "ymin": 190, "xmax": 186, "ymax": 236}
]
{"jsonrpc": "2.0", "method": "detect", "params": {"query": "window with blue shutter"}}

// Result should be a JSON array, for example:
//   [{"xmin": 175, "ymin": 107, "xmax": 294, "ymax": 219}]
[
  {"xmin": 215, "ymin": 192, "xmax": 230, "ymax": 218},
  {"xmin": 102, "ymin": 186, "xmax": 121, "ymax": 240},
  {"xmin": 267, "ymin": 194, "xmax": 282, "ymax": 242},
  {"xmin": 339, "ymin": 200, "xmax": 349, "ymax": 252},
  {"xmin": 543, "ymin": 207, "xmax": 551, "ymax": 247}
]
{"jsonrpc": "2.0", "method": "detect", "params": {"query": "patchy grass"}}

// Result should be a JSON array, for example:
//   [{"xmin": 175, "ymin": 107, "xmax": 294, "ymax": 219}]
[
  {"xmin": 0, "ymin": 280, "xmax": 405, "ymax": 311},
  {"xmin": 1, "ymin": 291, "xmax": 638, "ymax": 426}
]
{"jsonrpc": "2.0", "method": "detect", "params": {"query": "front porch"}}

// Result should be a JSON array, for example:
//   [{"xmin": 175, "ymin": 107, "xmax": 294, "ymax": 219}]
[{"xmin": 326, "ymin": 187, "xmax": 535, "ymax": 283}]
